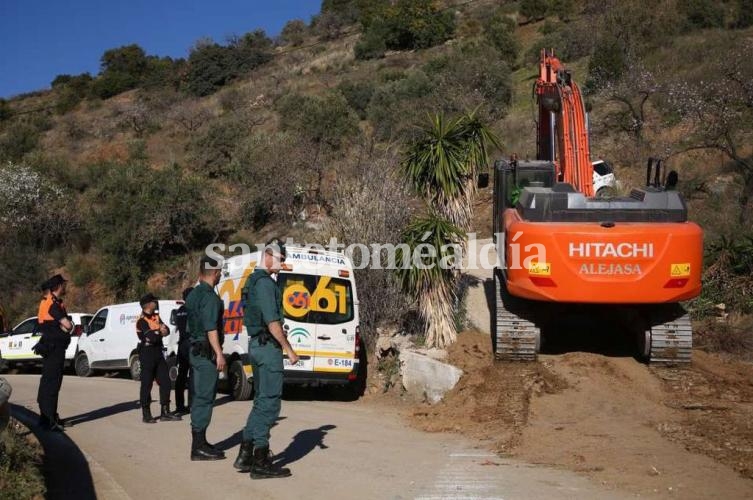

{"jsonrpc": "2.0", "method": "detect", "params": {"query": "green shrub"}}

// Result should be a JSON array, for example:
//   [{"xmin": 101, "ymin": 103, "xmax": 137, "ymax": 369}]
[
  {"xmin": 66, "ymin": 254, "xmax": 100, "ymax": 287},
  {"xmin": 735, "ymin": 0, "xmax": 753, "ymax": 28},
  {"xmin": 526, "ymin": 21, "xmax": 594, "ymax": 64},
  {"xmin": 276, "ymin": 91, "xmax": 359, "ymax": 148},
  {"xmin": 188, "ymin": 116, "xmax": 247, "ymax": 177},
  {"xmin": 520, "ymin": 0, "xmax": 550, "ymax": 21},
  {"xmin": 0, "ymin": 121, "xmax": 41, "ymax": 162},
  {"xmin": 232, "ymin": 132, "xmax": 308, "ymax": 226},
  {"xmin": 679, "ymin": 0, "xmax": 724, "ymax": 31},
  {"xmin": 185, "ymin": 32, "xmax": 272, "ymax": 96},
  {"xmin": 484, "ymin": 14, "xmax": 519, "ymax": 66},
  {"xmin": 354, "ymin": 26, "xmax": 388, "ymax": 60},
  {"xmin": 551, "ymin": 0, "xmax": 575, "ymax": 21},
  {"xmin": 0, "ymin": 99, "xmax": 10, "ymax": 122},
  {"xmin": 586, "ymin": 35, "xmax": 627, "ymax": 90},
  {"xmin": 54, "ymin": 73, "xmax": 94, "ymax": 114},
  {"xmin": 354, "ymin": 0, "xmax": 455, "ymax": 59},
  {"xmin": 337, "ymin": 80, "xmax": 376, "ymax": 119},
  {"xmin": 424, "ymin": 43, "xmax": 513, "ymax": 120},
  {"xmin": 86, "ymin": 162, "xmax": 218, "ymax": 296},
  {"xmin": 367, "ymin": 70, "xmax": 435, "ymax": 140},
  {"xmin": 280, "ymin": 19, "xmax": 308, "ymax": 46},
  {"xmin": 92, "ymin": 44, "xmax": 149, "ymax": 99}
]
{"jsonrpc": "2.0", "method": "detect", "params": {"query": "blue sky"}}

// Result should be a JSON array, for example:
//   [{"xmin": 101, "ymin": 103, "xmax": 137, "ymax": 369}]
[{"xmin": 0, "ymin": 0, "xmax": 322, "ymax": 98}]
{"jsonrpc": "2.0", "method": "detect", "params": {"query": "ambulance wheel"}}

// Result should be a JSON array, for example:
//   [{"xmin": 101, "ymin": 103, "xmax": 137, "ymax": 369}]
[
  {"xmin": 75, "ymin": 352, "xmax": 93, "ymax": 377},
  {"xmin": 129, "ymin": 354, "xmax": 141, "ymax": 381},
  {"xmin": 229, "ymin": 359, "xmax": 253, "ymax": 401}
]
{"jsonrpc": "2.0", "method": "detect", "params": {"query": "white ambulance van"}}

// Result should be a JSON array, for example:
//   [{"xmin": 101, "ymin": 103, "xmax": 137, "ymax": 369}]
[
  {"xmin": 218, "ymin": 246, "xmax": 363, "ymax": 400},
  {"xmin": 75, "ymin": 300, "xmax": 183, "ymax": 380}
]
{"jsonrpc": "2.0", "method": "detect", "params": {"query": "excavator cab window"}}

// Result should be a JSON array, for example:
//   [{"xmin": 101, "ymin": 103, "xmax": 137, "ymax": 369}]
[{"xmin": 500, "ymin": 168, "xmax": 555, "ymax": 208}]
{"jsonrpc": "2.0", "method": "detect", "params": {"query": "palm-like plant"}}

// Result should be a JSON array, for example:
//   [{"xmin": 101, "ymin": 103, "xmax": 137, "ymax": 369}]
[
  {"xmin": 400, "ymin": 111, "xmax": 501, "ymax": 348},
  {"xmin": 396, "ymin": 215, "xmax": 465, "ymax": 348},
  {"xmin": 402, "ymin": 110, "xmax": 502, "ymax": 231}
]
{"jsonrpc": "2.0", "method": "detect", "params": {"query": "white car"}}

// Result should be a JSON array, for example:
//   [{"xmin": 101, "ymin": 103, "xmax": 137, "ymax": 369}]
[
  {"xmin": 75, "ymin": 300, "xmax": 184, "ymax": 380},
  {"xmin": 593, "ymin": 159, "xmax": 620, "ymax": 197},
  {"xmin": 218, "ymin": 245, "xmax": 364, "ymax": 400},
  {"xmin": 0, "ymin": 313, "xmax": 93, "ymax": 371}
]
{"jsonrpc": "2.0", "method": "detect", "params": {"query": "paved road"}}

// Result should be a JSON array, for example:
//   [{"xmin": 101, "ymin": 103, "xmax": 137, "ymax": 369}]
[{"xmin": 5, "ymin": 375, "xmax": 632, "ymax": 500}]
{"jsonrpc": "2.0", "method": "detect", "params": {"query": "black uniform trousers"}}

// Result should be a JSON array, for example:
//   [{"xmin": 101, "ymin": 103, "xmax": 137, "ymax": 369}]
[
  {"xmin": 174, "ymin": 340, "xmax": 192, "ymax": 409},
  {"xmin": 37, "ymin": 339, "xmax": 67, "ymax": 419},
  {"xmin": 139, "ymin": 345, "xmax": 171, "ymax": 406}
]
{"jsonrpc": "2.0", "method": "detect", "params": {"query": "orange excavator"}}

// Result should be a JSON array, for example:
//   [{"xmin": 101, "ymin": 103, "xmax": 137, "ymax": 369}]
[{"xmin": 491, "ymin": 50, "xmax": 703, "ymax": 363}]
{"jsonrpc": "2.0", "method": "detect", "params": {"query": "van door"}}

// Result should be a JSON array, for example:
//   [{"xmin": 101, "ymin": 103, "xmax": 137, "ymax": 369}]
[
  {"xmin": 86, "ymin": 309, "xmax": 109, "ymax": 363},
  {"xmin": 277, "ymin": 273, "xmax": 317, "ymax": 373},
  {"xmin": 5, "ymin": 318, "xmax": 38, "ymax": 361},
  {"xmin": 308, "ymin": 275, "xmax": 357, "ymax": 376}
]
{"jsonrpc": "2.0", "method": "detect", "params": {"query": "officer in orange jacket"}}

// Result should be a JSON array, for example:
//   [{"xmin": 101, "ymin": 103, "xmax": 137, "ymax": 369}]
[
  {"xmin": 136, "ymin": 293, "xmax": 181, "ymax": 423},
  {"xmin": 35, "ymin": 274, "xmax": 73, "ymax": 432}
]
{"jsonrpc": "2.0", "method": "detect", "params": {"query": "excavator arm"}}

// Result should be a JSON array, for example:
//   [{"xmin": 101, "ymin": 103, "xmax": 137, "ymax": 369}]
[{"xmin": 536, "ymin": 49, "xmax": 594, "ymax": 196}]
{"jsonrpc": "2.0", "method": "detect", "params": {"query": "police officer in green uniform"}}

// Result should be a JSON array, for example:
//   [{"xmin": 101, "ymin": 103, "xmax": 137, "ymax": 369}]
[
  {"xmin": 233, "ymin": 240, "xmax": 298, "ymax": 479},
  {"xmin": 185, "ymin": 255, "xmax": 226, "ymax": 461}
]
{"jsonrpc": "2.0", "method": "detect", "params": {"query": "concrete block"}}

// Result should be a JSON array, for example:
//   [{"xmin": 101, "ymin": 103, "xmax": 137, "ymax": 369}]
[{"xmin": 400, "ymin": 350, "xmax": 463, "ymax": 404}]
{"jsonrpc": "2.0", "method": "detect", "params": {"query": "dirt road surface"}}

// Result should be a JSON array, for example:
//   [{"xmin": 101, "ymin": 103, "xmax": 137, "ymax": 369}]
[{"xmin": 6, "ymin": 374, "xmax": 633, "ymax": 500}]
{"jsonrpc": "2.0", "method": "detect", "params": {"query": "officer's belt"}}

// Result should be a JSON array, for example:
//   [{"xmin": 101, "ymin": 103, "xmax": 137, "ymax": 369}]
[{"xmin": 190, "ymin": 340, "xmax": 215, "ymax": 359}]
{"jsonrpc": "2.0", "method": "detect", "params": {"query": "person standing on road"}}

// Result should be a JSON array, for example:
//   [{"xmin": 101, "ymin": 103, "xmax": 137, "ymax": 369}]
[
  {"xmin": 35, "ymin": 274, "xmax": 73, "ymax": 432},
  {"xmin": 136, "ymin": 293, "xmax": 181, "ymax": 424},
  {"xmin": 186, "ymin": 256, "xmax": 226, "ymax": 461},
  {"xmin": 174, "ymin": 287, "xmax": 193, "ymax": 415},
  {"xmin": 234, "ymin": 240, "xmax": 298, "ymax": 479}
]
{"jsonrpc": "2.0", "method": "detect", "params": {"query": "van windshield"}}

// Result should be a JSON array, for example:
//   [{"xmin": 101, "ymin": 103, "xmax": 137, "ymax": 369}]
[{"xmin": 278, "ymin": 273, "xmax": 354, "ymax": 325}]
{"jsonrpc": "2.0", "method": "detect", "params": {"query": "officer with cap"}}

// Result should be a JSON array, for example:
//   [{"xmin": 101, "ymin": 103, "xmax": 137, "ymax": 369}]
[
  {"xmin": 185, "ymin": 255, "xmax": 226, "ymax": 461},
  {"xmin": 136, "ymin": 293, "xmax": 181, "ymax": 424},
  {"xmin": 173, "ymin": 287, "xmax": 193, "ymax": 414},
  {"xmin": 35, "ymin": 274, "xmax": 74, "ymax": 432},
  {"xmin": 234, "ymin": 239, "xmax": 298, "ymax": 479}
]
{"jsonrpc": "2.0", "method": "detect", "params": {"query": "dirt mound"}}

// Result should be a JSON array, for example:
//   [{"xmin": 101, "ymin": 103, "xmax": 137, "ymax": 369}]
[
  {"xmin": 409, "ymin": 330, "xmax": 567, "ymax": 452},
  {"xmin": 406, "ymin": 331, "xmax": 753, "ymax": 499}
]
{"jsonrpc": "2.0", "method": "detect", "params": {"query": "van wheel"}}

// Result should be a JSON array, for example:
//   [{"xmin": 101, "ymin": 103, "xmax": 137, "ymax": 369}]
[
  {"xmin": 75, "ymin": 353, "xmax": 93, "ymax": 377},
  {"xmin": 229, "ymin": 360, "xmax": 253, "ymax": 401},
  {"xmin": 129, "ymin": 354, "xmax": 141, "ymax": 381}
]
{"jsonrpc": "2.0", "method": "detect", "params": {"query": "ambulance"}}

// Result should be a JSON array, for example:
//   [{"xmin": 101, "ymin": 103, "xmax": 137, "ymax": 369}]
[{"xmin": 218, "ymin": 246, "xmax": 363, "ymax": 400}]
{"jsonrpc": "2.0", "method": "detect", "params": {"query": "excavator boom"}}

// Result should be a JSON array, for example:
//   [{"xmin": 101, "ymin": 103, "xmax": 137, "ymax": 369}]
[{"xmin": 536, "ymin": 50, "xmax": 594, "ymax": 196}]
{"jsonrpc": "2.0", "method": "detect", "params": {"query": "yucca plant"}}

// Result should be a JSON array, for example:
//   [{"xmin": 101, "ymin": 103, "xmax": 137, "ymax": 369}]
[
  {"xmin": 396, "ymin": 215, "xmax": 465, "ymax": 349},
  {"xmin": 402, "ymin": 110, "xmax": 502, "ymax": 231},
  {"xmin": 400, "ymin": 111, "xmax": 501, "ymax": 348}
]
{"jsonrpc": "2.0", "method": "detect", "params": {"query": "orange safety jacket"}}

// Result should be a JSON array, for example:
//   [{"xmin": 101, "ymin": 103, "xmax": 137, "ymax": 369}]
[
  {"xmin": 136, "ymin": 313, "xmax": 164, "ymax": 347},
  {"xmin": 37, "ymin": 293, "xmax": 68, "ymax": 339}
]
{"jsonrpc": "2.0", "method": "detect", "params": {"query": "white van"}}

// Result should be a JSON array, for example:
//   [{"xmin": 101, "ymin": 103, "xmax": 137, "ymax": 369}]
[
  {"xmin": 0, "ymin": 313, "xmax": 93, "ymax": 371},
  {"xmin": 75, "ymin": 300, "xmax": 184, "ymax": 380},
  {"xmin": 218, "ymin": 246, "xmax": 363, "ymax": 400}
]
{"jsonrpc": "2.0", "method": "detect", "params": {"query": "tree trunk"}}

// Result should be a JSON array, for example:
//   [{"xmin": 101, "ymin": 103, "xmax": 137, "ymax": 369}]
[{"xmin": 420, "ymin": 278, "xmax": 457, "ymax": 349}]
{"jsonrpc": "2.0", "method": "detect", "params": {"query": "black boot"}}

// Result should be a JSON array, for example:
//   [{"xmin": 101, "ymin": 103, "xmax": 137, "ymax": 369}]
[
  {"xmin": 233, "ymin": 439, "xmax": 254, "ymax": 472},
  {"xmin": 250, "ymin": 445, "xmax": 291, "ymax": 479},
  {"xmin": 142, "ymin": 406, "xmax": 157, "ymax": 424},
  {"xmin": 191, "ymin": 429, "xmax": 226, "ymax": 461},
  {"xmin": 160, "ymin": 403, "xmax": 182, "ymax": 421}
]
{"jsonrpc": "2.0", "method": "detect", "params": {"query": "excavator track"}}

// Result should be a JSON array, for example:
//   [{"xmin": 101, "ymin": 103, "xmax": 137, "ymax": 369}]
[
  {"xmin": 645, "ymin": 308, "xmax": 693, "ymax": 364},
  {"xmin": 493, "ymin": 271, "xmax": 541, "ymax": 361}
]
